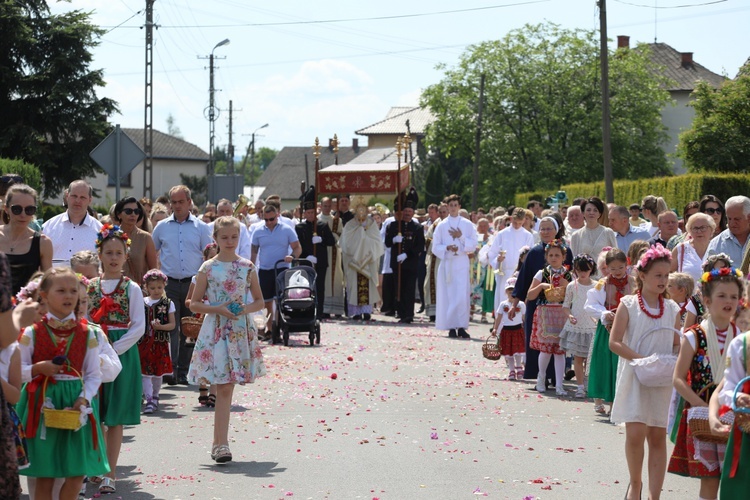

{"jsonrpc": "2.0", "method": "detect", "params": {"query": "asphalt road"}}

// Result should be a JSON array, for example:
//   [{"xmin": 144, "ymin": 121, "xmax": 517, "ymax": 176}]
[{"xmin": 23, "ymin": 313, "xmax": 695, "ymax": 500}]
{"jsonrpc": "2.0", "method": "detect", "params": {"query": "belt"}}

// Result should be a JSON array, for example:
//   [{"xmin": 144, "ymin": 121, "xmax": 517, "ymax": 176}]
[{"xmin": 167, "ymin": 276, "xmax": 193, "ymax": 283}]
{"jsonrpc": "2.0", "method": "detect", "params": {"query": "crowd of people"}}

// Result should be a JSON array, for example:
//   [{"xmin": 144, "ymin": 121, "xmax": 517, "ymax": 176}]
[{"xmin": 0, "ymin": 172, "xmax": 749, "ymax": 499}]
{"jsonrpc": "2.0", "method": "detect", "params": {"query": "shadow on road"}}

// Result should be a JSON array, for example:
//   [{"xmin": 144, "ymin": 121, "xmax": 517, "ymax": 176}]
[{"xmin": 199, "ymin": 460, "xmax": 286, "ymax": 477}]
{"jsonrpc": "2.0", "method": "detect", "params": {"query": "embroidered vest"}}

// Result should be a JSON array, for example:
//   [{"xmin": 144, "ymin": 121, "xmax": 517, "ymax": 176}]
[
  {"xmin": 88, "ymin": 276, "xmax": 131, "ymax": 325},
  {"xmin": 145, "ymin": 297, "xmax": 171, "ymax": 343},
  {"xmin": 687, "ymin": 325, "xmax": 717, "ymax": 399},
  {"xmin": 539, "ymin": 266, "xmax": 572, "ymax": 305},
  {"xmin": 30, "ymin": 320, "xmax": 89, "ymax": 376}
]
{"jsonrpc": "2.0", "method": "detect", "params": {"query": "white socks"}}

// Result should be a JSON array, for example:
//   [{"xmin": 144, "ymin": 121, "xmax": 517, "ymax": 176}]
[
  {"xmin": 537, "ymin": 352, "xmax": 565, "ymax": 389},
  {"xmin": 142, "ymin": 375, "xmax": 163, "ymax": 400}
]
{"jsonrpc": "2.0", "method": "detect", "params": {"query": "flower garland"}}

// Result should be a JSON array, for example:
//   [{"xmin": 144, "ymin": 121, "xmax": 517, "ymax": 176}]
[
  {"xmin": 700, "ymin": 266, "xmax": 743, "ymax": 284},
  {"xmin": 636, "ymin": 243, "xmax": 671, "ymax": 271},
  {"xmin": 95, "ymin": 224, "xmax": 131, "ymax": 249},
  {"xmin": 637, "ymin": 291, "xmax": 665, "ymax": 320},
  {"xmin": 16, "ymin": 279, "xmax": 40, "ymax": 303},
  {"xmin": 142, "ymin": 269, "xmax": 168, "ymax": 285}
]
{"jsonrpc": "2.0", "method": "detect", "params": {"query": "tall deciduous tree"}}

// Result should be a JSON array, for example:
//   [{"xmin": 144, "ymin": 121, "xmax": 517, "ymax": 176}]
[
  {"xmin": 679, "ymin": 76, "xmax": 750, "ymax": 173},
  {"xmin": 0, "ymin": 1, "xmax": 117, "ymax": 197},
  {"xmin": 420, "ymin": 22, "xmax": 672, "ymax": 206}
]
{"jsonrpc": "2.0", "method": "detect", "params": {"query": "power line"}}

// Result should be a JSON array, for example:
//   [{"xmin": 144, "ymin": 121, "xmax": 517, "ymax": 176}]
[
  {"xmin": 613, "ymin": 0, "xmax": 726, "ymax": 8},
  {"xmin": 100, "ymin": 0, "xmax": 550, "ymax": 29}
]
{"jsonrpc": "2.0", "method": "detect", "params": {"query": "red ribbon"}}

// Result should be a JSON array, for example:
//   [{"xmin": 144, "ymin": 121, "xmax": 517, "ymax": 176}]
[
  {"xmin": 90, "ymin": 296, "xmax": 122, "ymax": 323},
  {"xmin": 25, "ymin": 375, "xmax": 55, "ymax": 439}
]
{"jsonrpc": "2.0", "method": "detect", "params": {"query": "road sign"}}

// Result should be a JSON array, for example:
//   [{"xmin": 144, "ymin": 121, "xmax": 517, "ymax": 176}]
[{"xmin": 90, "ymin": 124, "xmax": 145, "ymax": 200}]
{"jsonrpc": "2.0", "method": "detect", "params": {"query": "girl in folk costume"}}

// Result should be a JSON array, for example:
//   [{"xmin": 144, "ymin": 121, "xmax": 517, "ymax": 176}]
[
  {"xmin": 138, "ymin": 270, "xmax": 175, "ymax": 414},
  {"xmin": 668, "ymin": 267, "xmax": 742, "ymax": 500},
  {"xmin": 559, "ymin": 254, "xmax": 599, "ymax": 398},
  {"xmin": 608, "ymin": 244, "xmax": 681, "ymax": 500},
  {"xmin": 585, "ymin": 248, "xmax": 634, "ymax": 415},
  {"xmin": 188, "ymin": 216, "xmax": 267, "ymax": 463},
  {"xmin": 1, "ymin": 324, "xmax": 28, "ymax": 471},
  {"xmin": 733, "ymin": 299, "xmax": 750, "ymax": 333},
  {"xmin": 490, "ymin": 277, "xmax": 526, "ymax": 380},
  {"xmin": 87, "ymin": 224, "xmax": 146, "ymax": 494},
  {"xmin": 668, "ymin": 273, "xmax": 703, "ymax": 330},
  {"xmin": 527, "ymin": 239, "xmax": 572, "ymax": 396},
  {"xmin": 17, "ymin": 267, "xmax": 109, "ymax": 498}
]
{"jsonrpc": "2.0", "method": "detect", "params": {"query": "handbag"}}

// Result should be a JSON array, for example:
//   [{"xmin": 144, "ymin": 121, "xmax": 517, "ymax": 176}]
[
  {"xmin": 538, "ymin": 304, "xmax": 567, "ymax": 339},
  {"xmin": 629, "ymin": 326, "xmax": 680, "ymax": 388}
]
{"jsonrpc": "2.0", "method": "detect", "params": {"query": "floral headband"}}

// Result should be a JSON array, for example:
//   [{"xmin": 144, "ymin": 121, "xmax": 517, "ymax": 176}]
[
  {"xmin": 16, "ymin": 279, "xmax": 40, "ymax": 302},
  {"xmin": 544, "ymin": 238, "xmax": 567, "ymax": 253},
  {"xmin": 96, "ymin": 224, "xmax": 131, "ymax": 249},
  {"xmin": 738, "ymin": 298, "xmax": 750, "ymax": 311},
  {"xmin": 142, "ymin": 269, "xmax": 168, "ymax": 285},
  {"xmin": 75, "ymin": 273, "xmax": 90, "ymax": 287},
  {"xmin": 204, "ymin": 242, "xmax": 218, "ymax": 252},
  {"xmin": 573, "ymin": 253, "xmax": 596, "ymax": 269},
  {"xmin": 702, "ymin": 252, "xmax": 734, "ymax": 273},
  {"xmin": 636, "ymin": 243, "xmax": 671, "ymax": 271},
  {"xmin": 700, "ymin": 266, "xmax": 743, "ymax": 284}
]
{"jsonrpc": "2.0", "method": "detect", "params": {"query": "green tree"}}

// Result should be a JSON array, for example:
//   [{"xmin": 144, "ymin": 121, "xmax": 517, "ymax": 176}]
[
  {"xmin": 679, "ymin": 76, "xmax": 750, "ymax": 173},
  {"xmin": 179, "ymin": 174, "xmax": 207, "ymax": 207},
  {"xmin": 421, "ymin": 22, "xmax": 672, "ymax": 207},
  {"xmin": 0, "ymin": 1, "xmax": 118, "ymax": 197},
  {"xmin": 0, "ymin": 158, "xmax": 42, "ymax": 193},
  {"xmin": 166, "ymin": 114, "xmax": 183, "ymax": 139}
]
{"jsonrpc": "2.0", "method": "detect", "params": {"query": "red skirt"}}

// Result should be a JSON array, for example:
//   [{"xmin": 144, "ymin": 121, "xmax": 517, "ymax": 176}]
[
  {"xmin": 138, "ymin": 333, "xmax": 173, "ymax": 377},
  {"xmin": 668, "ymin": 407, "xmax": 723, "ymax": 478},
  {"xmin": 529, "ymin": 305, "xmax": 565, "ymax": 355},
  {"xmin": 499, "ymin": 324, "xmax": 525, "ymax": 356}
]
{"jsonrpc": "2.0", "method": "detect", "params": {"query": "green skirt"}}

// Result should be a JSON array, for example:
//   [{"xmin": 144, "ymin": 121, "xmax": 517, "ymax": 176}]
[
  {"xmin": 101, "ymin": 327, "xmax": 142, "ymax": 426},
  {"xmin": 17, "ymin": 379, "xmax": 109, "ymax": 478},
  {"xmin": 721, "ymin": 428, "xmax": 750, "ymax": 499},
  {"xmin": 587, "ymin": 321, "xmax": 619, "ymax": 402},
  {"xmin": 482, "ymin": 288, "xmax": 495, "ymax": 314}
]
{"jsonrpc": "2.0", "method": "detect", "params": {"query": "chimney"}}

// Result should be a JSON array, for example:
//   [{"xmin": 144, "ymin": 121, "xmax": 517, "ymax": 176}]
[
  {"xmin": 352, "ymin": 138, "xmax": 359, "ymax": 152},
  {"xmin": 617, "ymin": 35, "xmax": 629, "ymax": 49},
  {"xmin": 681, "ymin": 52, "xmax": 694, "ymax": 68},
  {"xmin": 328, "ymin": 138, "xmax": 334, "ymax": 151}
]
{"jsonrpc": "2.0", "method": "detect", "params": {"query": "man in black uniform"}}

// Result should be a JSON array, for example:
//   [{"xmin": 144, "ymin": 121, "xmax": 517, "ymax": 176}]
[
  {"xmin": 336, "ymin": 193, "xmax": 354, "ymax": 227},
  {"xmin": 296, "ymin": 185, "xmax": 336, "ymax": 319},
  {"xmin": 385, "ymin": 187, "xmax": 425, "ymax": 324}
]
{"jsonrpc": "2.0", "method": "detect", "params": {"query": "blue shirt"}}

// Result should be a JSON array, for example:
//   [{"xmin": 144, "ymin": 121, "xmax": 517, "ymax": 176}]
[
  {"xmin": 707, "ymin": 228, "xmax": 749, "ymax": 267},
  {"xmin": 152, "ymin": 213, "xmax": 213, "ymax": 279},
  {"xmin": 251, "ymin": 222, "xmax": 299, "ymax": 270},
  {"xmin": 615, "ymin": 225, "xmax": 650, "ymax": 252}
]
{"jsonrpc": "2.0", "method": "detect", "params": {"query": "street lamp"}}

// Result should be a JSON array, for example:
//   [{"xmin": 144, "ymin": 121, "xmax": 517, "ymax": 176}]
[
  {"xmin": 240, "ymin": 123, "xmax": 269, "ymax": 201},
  {"xmin": 207, "ymin": 38, "xmax": 230, "ymax": 202}
]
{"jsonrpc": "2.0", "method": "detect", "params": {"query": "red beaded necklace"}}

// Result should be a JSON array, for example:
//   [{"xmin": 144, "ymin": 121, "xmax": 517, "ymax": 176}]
[{"xmin": 637, "ymin": 291, "xmax": 665, "ymax": 319}]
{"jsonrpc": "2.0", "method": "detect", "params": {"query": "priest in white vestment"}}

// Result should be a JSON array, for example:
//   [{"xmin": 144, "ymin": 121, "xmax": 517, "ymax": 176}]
[
  {"xmin": 487, "ymin": 208, "xmax": 535, "ymax": 311},
  {"xmin": 432, "ymin": 195, "xmax": 478, "ymax": 338}
]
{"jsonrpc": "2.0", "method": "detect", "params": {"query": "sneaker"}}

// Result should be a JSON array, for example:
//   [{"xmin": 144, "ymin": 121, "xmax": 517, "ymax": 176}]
[
  {"xmin": 448, "ymin": 329, "xmax": 458, "ymax": 338},
  {"xmin": 555, "ymin": 387, "xmax": 568, "ymax": 397},
  {"xmin": 575, "ymin": 387, "xmax": 586, "ymax": 398},
  {"xmin": 143, "ymin": 399, "xmax": 155, "ymax": 414},
  {"xmin": 535, "ymin": 377, "xmax": 546, "ymax": 393},
  {"xmin": 151, "ymin": 396, "xmax": 159, "ymax": 410}
]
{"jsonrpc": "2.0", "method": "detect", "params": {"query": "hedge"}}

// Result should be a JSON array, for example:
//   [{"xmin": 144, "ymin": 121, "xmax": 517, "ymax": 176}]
[
  {"xmin": 0, "ymin": 158, "xmax": 42, "ymax": 193},
  {"xmin": 514, "ymin": 174, "xmax": 750, "ymax": 211}
]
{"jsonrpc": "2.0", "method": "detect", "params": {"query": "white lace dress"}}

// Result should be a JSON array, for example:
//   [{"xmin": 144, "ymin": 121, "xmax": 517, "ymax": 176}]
[
  {"xmin": 558, "ymin": 281, "xmax": 597, "ymax": 357},
  {"xmin": 610, "ymin": 294, "xmax": 679, "ymax": 427}
]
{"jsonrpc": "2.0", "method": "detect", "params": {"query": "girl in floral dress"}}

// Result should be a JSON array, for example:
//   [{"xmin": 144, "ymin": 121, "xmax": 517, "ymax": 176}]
[
  {"xmin": 138, "ymin": 269, "xmax": 175, "ymax": 414},
  {"xmin": 668, "ymin": 267, "xmax": 742, "ymax": 500},
  {"xmin": 527, "ymin": 239, "xmax": 572, "ymax": 396},
  {"xmin": 188, "ymin": 216, "xmax": 266, "ymax": 463},
  {"xmin": 88, "ymin": 224, "xmax": 146, "ymax": 494}
]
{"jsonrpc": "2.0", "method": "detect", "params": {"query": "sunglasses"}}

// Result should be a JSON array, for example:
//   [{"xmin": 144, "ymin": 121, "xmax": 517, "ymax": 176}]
[
  {"xmin": 10, "ymin": 205, "xmax": 37, "ymax": 216},
  {"xmin": 264, "ymin": 217, "xmax": 276, "ymax": 222},
  {"xmin": 704, "ymin": 207, "xmax": 724, "ymax": 215},
  {"xmin": 0, "ymin": 175, "xmax": 24, "ymax": 184},
  {"xmin": 121, "ymin": 208, "xmax": 142, "ymax": 216}
]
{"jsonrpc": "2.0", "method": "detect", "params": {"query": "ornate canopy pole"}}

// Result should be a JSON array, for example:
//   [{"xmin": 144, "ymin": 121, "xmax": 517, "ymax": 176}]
[{"xmin": 395, "ymin": 137, "xmax": 404, "ymax": 303}]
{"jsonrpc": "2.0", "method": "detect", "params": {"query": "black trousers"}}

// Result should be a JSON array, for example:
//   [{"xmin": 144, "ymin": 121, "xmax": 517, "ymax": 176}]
[
  {"xmin": 381, "ymin": 273, "xmax": 396, "ymax": 314},
  {"xmin": 315, "ymin": 265, "xmax": 326, "ymax": 319},
  {"xmin": 416, "ymin": 250, "xmax": 427, "ymax": 303},
  {"xmin": 166, "ymin": 278, "xmax": 193, "ymax": 379},
  {"xmin": 396, "ymin": 267, "xmax": 417, "ymax": 320}
]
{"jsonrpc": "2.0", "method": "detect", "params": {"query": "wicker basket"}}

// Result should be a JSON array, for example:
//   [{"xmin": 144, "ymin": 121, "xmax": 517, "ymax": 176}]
[
  {"xmin": 732, "ymin": 375, "xmax": 750, "ymax": 433},
  {"xmin": 544, "ymin": 286, "xmax": 566, "ymax": 303},
  {"xmin": 688, "ymin": 406, "xmax": 733, "ymax": 444},
  {"xmin": 41, "ymin": 374, "xmax": 83, "ymax": 431},
  {"xmin": 181, "ymin": 315, "xmax": 203, "ymax": 339},
  {"xmin": 482, "ymin": 334, "xmax": 502, "ymax": 361}
]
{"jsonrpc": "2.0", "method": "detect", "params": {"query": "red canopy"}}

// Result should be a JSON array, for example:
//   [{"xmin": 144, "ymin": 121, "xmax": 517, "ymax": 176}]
[{"xmin": 317, "ymin": 162, "xmax": 409, "ymax": 196}]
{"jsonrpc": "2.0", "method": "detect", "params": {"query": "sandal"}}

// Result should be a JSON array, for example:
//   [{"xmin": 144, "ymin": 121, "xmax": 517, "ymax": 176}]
[
  {"xmin": 515, "ymin": 368, "xmax": 524, "ymax": 379},
  {"xmin": 206, "ymin": 394, "xmax": 216, "ymax": 408},
  {"xmin": 507, "ymin": 371, "xmax": 517, "ymax": 381},
  {"xmin": 89, "ymin": 476, "xmax": 103, "ymax": 485},
  {"xmin": 198, "ymin": 388, "xmax": 209, "ymax": 406},
  {"xmin": 99, "ymin": 477, "xmax": 116, "ymax": 494},
  {"xmin": 594, "ymin": 404, "xmax": 608, "ymax": 415},
  {"xmin": 213, "ymin": 444, "xmax": 232, "ymax": 463}
]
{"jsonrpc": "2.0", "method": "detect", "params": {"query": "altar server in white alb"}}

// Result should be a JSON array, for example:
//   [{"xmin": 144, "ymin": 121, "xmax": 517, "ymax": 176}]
[
  {"xmin": 431, "ymin": 194, "xmax": 478, "ymax": 339},
  {"xmin": 488, "ymin": 207, "xmax": 535, "ymax": 311}
]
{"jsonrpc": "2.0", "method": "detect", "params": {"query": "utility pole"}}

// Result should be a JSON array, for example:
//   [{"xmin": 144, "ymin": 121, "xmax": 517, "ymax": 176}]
[
  {"xmin": 199, "ymin": 39, "xmax": 229, "ymax": 203},
  {"xmin": 143, "ymin": 0, "xmax": 156, "ymax": 199},
  {"xmin": 240, "ymin": 123, "xmax": 269, "ymax": 200},
  {"xmin": 472, "ymin": 73, "xmax": 485, "ymax": 211},
  {"xmin": 599, "ymin": 0, "xmax": 614, "ymax": 203},
  {"xmin": 226, "ymin": 100, "xmax": 241, "ymax": 175}
]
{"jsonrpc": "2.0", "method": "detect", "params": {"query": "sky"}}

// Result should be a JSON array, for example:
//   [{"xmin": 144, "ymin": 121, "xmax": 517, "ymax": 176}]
[{"xmin": 49, "ymin": 0, "xmax": 750, "ymax": 158}]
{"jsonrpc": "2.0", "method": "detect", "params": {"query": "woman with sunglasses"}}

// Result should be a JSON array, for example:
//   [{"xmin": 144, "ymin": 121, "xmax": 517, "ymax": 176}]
[
  {"xmin": 113, "ymin": 197, "xmax": 157, "ymax": 286},
  {"xmin": 0, "ymin": 184, "xmax": 52, "ymax": 294},
  {"xmin": 698, "ymin": 194, "xmax": 727, "ymax": 238}
]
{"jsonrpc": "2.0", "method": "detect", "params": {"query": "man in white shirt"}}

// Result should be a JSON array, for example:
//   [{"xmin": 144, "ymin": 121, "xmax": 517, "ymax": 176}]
[
  {"xmin": 209, "ymin": 198, "xmax": 252, "ymax": 259},
  {"xmin": 42, "ymin": 180, "xmax": 102, "ymax": 267},
  {"xmin": 432, "ymin": 195, "xmax": 478, "ymax": 339},
  {"xmin": 488, "ymin": 208, "xmax": 534, "ymax": 311}
]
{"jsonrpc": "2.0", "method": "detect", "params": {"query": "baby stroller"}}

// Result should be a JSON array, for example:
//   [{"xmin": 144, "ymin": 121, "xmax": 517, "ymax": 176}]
[{"xmin": 273, "ymin": 259, "xmax": 320, "ymax": 346}]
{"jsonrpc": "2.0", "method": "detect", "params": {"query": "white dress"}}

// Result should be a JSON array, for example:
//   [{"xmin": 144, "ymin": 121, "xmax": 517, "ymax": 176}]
[
  {"xmin": 610, "ymin": 294, "xmax": 679, "ymax": 427},
  {"xmin": 558, "ymin": 281, "xmax": 597, "ymax": 357},
  {"xmin": 675, "ymin": 242, "xmax": 706, "ymax": 288}
]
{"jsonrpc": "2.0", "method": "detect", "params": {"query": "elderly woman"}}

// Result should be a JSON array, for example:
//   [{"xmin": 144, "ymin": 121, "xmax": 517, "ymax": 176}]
[
  {"xmin": 509, "ymin": 214, "xmax": 573, "ymax": 382},
  {"xmin": 113, "ymin": 197, "xmax": 157, "ymax": 285},
  {"xmin": 671, "ymin": 212, "xmax": 715, "ymax": 287},
  {"xmin": 570, "ymin": 197, "xmax": 617, "ymax": 259},
  {"xmin": 0, "ymin": 184, "xmax": 52, "ymax": 294}
]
